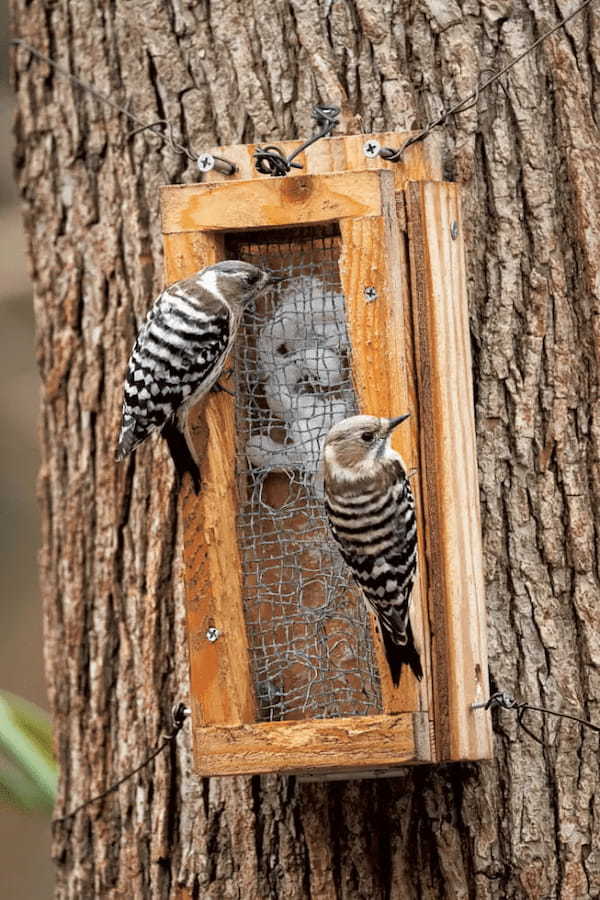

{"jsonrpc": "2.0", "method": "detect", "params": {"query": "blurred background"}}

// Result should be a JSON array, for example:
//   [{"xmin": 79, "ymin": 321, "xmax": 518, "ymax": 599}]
[{"xmin": 0, "ymin": 10, "xmax": 55, "ymax": 898}]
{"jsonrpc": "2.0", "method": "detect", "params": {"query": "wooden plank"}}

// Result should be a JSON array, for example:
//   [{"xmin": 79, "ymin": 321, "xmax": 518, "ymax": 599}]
[
  {"xmin": 405, "ymin": 181, "xmax": 493, "ymax": 761},
  {"xmin": 162, "ymin": 232, "xmax": 257, "ymax": 756},
  {"xmin": 195, "ymin": 712, "xmax": 430, "ymax": 776},
  {"xmin": 297, "ymin": 765, "xmax": 422, "ymax": 782},
  {"xmin": 394, "ymin": 191, "xmax": 436, "ymax": 743},
  {"xmin": 338, "ymin": 176, "xmax": 430, "ymax": 718},
  {"xmin": 161, "ymin": 171, "xmax": 388, "ymax": 235},
  {"xmin": 200, "ymin": 131, "xmax": 443, "ymax": 189}
]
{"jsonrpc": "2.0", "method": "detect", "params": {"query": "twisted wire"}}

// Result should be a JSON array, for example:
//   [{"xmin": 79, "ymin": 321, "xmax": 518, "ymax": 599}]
[
  {"xmin": 376, "ymin": 0, "xmax": 596, "ymax": 162},
  {"xmin": 254, "ymin": 105, "xmax": 340, "ymax": 176},
  {"xmin": 52, "ymin": 703, "xmax": 189, "ymax": 825},
  {"xmin": 480, "ymin": 691, "xmax": 600, "ymax": 747}
]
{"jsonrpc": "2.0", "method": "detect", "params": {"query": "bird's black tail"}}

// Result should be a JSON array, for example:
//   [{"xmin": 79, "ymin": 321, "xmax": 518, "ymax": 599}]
[
  {"xmin": 380, "ymin": 619, "xmax": 423, "ymax": 686},
  {"xmin": 161, "ymin": 421, "xmax": 202, "ymax": 494}
]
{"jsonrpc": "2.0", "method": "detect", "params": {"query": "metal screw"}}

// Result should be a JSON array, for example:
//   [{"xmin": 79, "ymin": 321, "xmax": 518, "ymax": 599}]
[
  {"xmin": 363, "ymin": 139, "xmax": 381, "ymax": 159},
  {"xmin": 206, "ymin": 626, "xmax": 220, "ymax": 642},
  {"xmin": 364, "ymin": 286, "xmax": 378, "ymax": 302},
  {"xmin": 197, "ymin": 153, "xmax": 216, "ymax": 173},
  {"xmin": 171, "ymin": 702, "xmax": 192, "ymax": 725},
  {"xmin": 450, "ymin": 220, "xmax": 459, "ymax": 240}
]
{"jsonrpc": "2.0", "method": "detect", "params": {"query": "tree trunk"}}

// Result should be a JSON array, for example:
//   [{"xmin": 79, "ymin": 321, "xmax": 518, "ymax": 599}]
[{"xmin": 10, "ymin": 0, "xmax": 600, "ymax": 897}]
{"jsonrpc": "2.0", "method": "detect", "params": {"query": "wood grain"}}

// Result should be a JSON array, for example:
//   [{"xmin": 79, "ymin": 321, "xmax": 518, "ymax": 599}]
[
  {"xmin": 161, "ymin": 170, "xmax": 438, "ymax": 773},
  {"xmin": 338, "ymin": 178, "xmax": 430, "ymax": 718},
  {"xmin": 406, "ymin": 181, "xmax": 493, "ymax": 761},
  {"xmin": 196, "ymin": 712, "xmax": 430, "ymax": 776},
  {"xmin": 200, "ymin": 131, "xmax": 443, "ymax": 190},
  {"xmin": 162, "ymin": 171, "xmax": 388, "ymax": 234},
  {"xmin": 163, "ymin": 232, "xmax": 256, "ymax": 751}
]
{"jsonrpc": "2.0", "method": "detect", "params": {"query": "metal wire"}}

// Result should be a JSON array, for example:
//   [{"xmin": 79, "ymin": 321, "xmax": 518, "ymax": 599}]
[
  {"xmin": 10, "ymin": 38, "xmax": 237, "ymax": 172},
  {"xmin": 52, "ymin": 703, "xmax": 190, "ymax": 825},
  {"xmin": 254, "ymin": 105, "xmax": 340, "ymax": 176},
  {"xmin": 474, "ymin": 691, "xmax": 600, "ymax": 747},
  {"xmin": 14, "ymin": 0, "xmax": 595, "ymax": 172},
  {"xmin": 228, "ymin": 226, "xmax": 382, "ymax": 721},
  {"xmin": 375, "ymin": 0, "xmax": 596, "ymax": 162}
]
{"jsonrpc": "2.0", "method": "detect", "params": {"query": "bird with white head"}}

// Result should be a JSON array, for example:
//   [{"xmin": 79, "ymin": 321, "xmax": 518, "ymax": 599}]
[
  {"xmin": 323, "ymin": 413, "xmax": 423, "ymax": 686},
  {"xmin": 116, "ymin": 260, "xmax": 275, "ymax": 491}
]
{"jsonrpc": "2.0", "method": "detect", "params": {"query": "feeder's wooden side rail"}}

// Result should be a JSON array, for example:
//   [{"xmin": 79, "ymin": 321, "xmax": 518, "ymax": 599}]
[
  {"xmin": 406, "ymin": 182, "xmax": 492, "ymax": 761},
  {"xmin": 338, "ymin": 198, "xmax": 429, "ymax": 716},
  {"xmin": 164, "ymin": 231, "xmax": 257, "ymax": 737},
  {"xmin": 196, "ymin": 712, "xmax": 431, "ymax": 776}
]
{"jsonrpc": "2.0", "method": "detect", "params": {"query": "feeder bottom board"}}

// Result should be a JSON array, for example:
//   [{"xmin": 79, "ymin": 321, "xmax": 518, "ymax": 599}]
[{"xmin": 193, "ymin": 712, "xmax": 431, "ymax": 777}]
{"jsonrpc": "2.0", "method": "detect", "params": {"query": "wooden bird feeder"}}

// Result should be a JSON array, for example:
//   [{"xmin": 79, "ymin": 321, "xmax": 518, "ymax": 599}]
[{"xmin": 160, "ymin": 131, "xmax": 493, "ymax": 778}]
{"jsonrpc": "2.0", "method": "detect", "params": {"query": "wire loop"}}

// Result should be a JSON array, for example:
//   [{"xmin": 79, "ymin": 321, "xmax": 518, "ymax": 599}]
[
  {"xmin": 253, "ymin": 104, "xmax": 340, "ymax": 176},
  {"xmin": 254, "ymin": 145, "xmax": 303, "ymax": 176},
  {"xmin": 482, "ymin": 691, "xmax": 600, "ymax": 747},
  {"xmin": 52, "ymin": 702, "xmax": 190, "ymax": 825},
  {"xmin": 369, "ymin": 0, "xmax": 594, "ymax": 164}
]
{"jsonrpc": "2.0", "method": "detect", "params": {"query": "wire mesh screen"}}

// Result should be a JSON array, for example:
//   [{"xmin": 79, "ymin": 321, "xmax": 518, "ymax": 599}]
[{"xmin": 227, "ymin": 226, "xmax": 383, "ymax": 721}]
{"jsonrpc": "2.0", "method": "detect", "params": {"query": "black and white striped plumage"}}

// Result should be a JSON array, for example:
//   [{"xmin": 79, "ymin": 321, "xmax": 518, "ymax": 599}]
[
  {"xmin": 116, "ymin": 260, "xmax": 274, "ymax": 491},
  {"xmin": 323, "ymin": 414, "xmax": 423, "ymax": 686}
]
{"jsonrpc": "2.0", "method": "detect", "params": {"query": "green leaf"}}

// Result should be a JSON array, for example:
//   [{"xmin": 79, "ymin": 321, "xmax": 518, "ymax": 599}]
[
  {"xmin": 0, "ymin": 691, "xmax": 54, "ymax": 757},
  {"xmin": 0, "ymin": 759, "xmax": 49, "ymax": 812},
  {"xmin": 0, "ymin": 692, "xmax": 57, "ymax": 813}
]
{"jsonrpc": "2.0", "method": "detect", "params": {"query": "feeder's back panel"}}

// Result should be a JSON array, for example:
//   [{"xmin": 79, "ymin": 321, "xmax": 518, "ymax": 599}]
[{"xmin": 228, "ymin": 227, "xmax": 382, "ymax": 721}]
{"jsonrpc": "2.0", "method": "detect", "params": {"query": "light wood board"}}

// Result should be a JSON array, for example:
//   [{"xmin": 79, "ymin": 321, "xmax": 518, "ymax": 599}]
[
  {"xmin": 196, "ymin": 712, "xmax": 430, "ymax": 776},
  {"xmin": 200, "ymin": 130, "xmax": 443, "ymax": 190},
  {"xmin": 406, "ymin": 181, "xmax": 492, "ymax": 761},
  {"xmin": 163, "ymin": 232, "xmax": 256, "ymax": 752}
]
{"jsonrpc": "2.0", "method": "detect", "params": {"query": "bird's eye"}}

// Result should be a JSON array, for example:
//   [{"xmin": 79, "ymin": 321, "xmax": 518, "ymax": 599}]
[
  {"xmin": 244, "ymin": 271, "xmax": 260, "ymax": 285},
  {"xmin": 361, "ymin": 432, "xmax": 375, "ymax": 443}
]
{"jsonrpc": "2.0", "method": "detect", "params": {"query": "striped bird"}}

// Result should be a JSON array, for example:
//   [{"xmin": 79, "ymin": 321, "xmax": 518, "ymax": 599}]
[
  {"xmin": 116, "ymin": 260, "xmax": 274, "ymax": 492},
  {"xmin": 323, "ymin": 413, "xmax": 422, "ymax": 685}
]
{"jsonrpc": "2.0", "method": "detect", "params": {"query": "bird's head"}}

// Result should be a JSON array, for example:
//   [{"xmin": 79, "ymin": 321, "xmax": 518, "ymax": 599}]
[
  {"xmin": 202, "ymin": 260, "xmax": 278, "ymax": 306},
  {"xmin": 323, "ymin": 413, "xmax": 410, "ymax": 481}
]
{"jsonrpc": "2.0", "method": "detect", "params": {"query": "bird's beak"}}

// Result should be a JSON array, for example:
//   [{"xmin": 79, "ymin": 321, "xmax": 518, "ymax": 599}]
[
  {"xmin": 386, "ymin": 413, "xmax": 411, "ymax": 434},
  {"xmin": 266, "ymin": 270, "xmax": 284, "ymax": 285}
]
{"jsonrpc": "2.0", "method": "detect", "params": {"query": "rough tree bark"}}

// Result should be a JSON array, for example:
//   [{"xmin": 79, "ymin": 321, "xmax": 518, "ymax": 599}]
[{"xmin": 9, "ymin": 0, "xmax": 600, "ymax": 897}]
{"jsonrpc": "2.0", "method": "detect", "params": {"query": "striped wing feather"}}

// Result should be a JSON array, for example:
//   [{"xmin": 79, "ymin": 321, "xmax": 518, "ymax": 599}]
[
  {"xmin": 325, "ymin": 460, "xmax": 417, "ymax": 643},
  {"xmin": 116, "ymin": 285, "xmax": 230, "ymax": 460}
]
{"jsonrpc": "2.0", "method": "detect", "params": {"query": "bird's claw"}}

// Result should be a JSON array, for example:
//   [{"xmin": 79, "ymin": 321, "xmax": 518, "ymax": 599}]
[
  {"xmin": 211, "ymin": 369, "xmax": 235, "ymax": 396},
  {"xmin": 211, "ymin": 381, "xmax": 235, "ymax": 397}
]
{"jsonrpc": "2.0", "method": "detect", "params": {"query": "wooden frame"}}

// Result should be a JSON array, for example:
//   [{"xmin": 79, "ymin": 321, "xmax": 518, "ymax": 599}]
[{"xmin": 161, "ymin": 132, "xmax": 493, "ymax": 776}]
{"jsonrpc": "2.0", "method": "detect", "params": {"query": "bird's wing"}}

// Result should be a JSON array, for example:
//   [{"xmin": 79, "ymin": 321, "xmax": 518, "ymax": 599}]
[
  {"xmin": 326, "ymin": 472, "xmax": 417, "ymax": 642},
  {"xmin": 116, "ymin": 298, "xmax": 230, "ymax": 460},
  {"xmin": 372, "ymin": 473, "xmax": 417, "ymax": 640}
]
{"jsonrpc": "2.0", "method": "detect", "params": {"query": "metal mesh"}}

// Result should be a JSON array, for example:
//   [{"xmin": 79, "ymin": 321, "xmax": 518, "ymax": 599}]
[{"xmin": 228, "ymin": 227, "xmax": 383, "ymax": 721}]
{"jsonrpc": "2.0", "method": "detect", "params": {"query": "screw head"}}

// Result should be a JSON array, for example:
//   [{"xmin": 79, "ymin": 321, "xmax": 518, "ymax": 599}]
[
  {"xmin": 171, "ymin": 702, "xmax": 191, "ymax": 725},
  {"xmin": 206, "ymin": 626, "xmax": 220, "ymax": 642},
  {"xmin": 450, "ymin": 220, "xmax": 459, "ymax": 240},
  {"xmin": 364, "ymin": 285, "xmax": 378, "ymax": 302},
  {"xmin": 363, "ymin": 139, "xmax": 381, "ymax": 159},
  {"xmin": 197, "ymin": 153, "xmax": 215, "ymax": 173}
]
